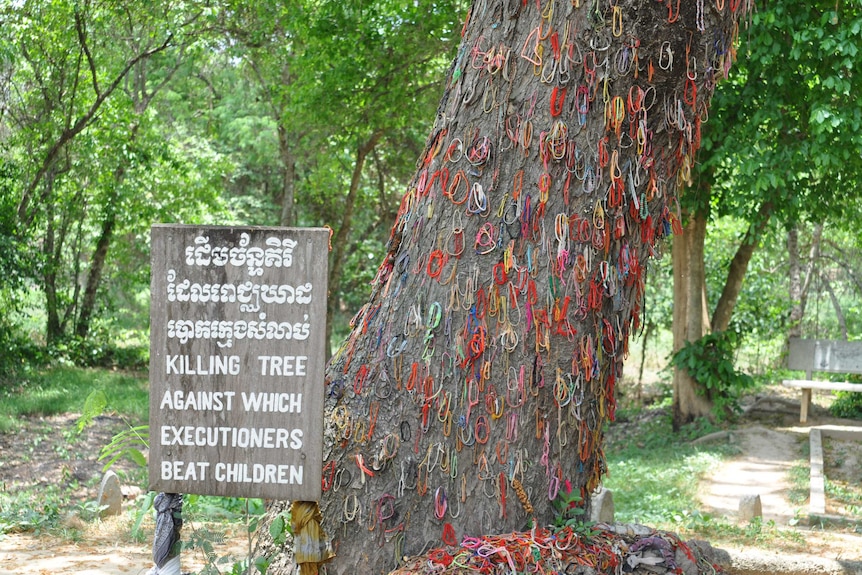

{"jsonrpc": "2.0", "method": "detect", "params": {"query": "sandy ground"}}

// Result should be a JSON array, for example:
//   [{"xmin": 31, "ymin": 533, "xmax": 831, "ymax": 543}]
[
  {"xmin": 0, "ymin": 516, "xmax": 249, "ymax": 575},
  {"xmin": 0, "ymin": 528, "xmax": 152, "ymax": 575}
]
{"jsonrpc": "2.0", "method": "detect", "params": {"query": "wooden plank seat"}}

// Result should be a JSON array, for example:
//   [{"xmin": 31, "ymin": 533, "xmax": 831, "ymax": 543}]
[{"xmin": 781, "ymin": 338, "xmax": 862, "ymax": 423}]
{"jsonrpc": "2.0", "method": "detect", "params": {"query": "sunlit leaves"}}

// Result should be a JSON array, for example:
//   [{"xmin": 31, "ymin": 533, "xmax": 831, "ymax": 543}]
[{"xmin": 701, "ymin": 0, "xmax": 862, "ymax": 226}]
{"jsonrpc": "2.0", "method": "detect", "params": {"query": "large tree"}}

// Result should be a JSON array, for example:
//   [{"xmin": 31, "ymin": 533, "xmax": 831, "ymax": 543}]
[
  {"xmin": 670, "ymin": 0, "xmax": 862, "ymax": 426},
  {"xmin": 254, "ymin": 1, "xmax": 750, "ymax": 574}
]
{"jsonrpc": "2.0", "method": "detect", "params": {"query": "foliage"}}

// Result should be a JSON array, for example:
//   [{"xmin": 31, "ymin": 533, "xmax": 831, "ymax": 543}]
[
  {"xmin": 48, "ymin": 333, "xmax": 150, "ymax": 371},
  {"xmin": 550, "ymin": 483, "xmax": 598, "ymax": 538},
  {"xmin": 0, "ymin": 0, "xmax": 461, "ymax": 362},
  {"xmin": 702, "ymin": 1, "xmax": 862, "ymax": 225},
  {"xmin": 99, "ymin": 424, "xmax": 150, "ymax": 471},
  {"xmin": 0, "ymin": 489, "xmax": 63, "ymax": 535},
  {"xmin": 829, "ymin": 390, "xmax": 862, "ymax": 420},
  {"xmin": 77, "ymin": 386, "xmax": 150, "ymax": 470},
  {"xmin": 670, "ymin": 331, "xmax": 755, "ymax": 419},
  {"xmin": 704, "ymin": 218, "xmax": 789, "ymax": 339},
  {"xmin": 668, "ymin": 1, "xmax": 862, "ymax": 420},
  {"xmin": 182, "ymin": 496, "xmax": 271, "ymax": 575}
]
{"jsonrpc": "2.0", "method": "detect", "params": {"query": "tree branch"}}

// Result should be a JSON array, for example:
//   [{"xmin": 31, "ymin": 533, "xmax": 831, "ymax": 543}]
[
  {"xmin": 16, "ymin": 31, "xmax": 175, "ymax": 230},
  {"xmin": 711, "ymin": 201, "xmax": 773, "ymax": 332},
  {"xmin": 820, "ymin": 271, "xmax": 848, "ymax": 340},
  {"xmin": 74, "ymin": 8, "xmax": 100, "ymax": 97}
]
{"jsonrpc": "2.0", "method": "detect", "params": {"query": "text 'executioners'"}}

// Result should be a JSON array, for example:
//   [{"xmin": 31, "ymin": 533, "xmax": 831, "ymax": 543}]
[{"xmin": 160, "ymin": 425, "xmax": 303, "ymax": 449}]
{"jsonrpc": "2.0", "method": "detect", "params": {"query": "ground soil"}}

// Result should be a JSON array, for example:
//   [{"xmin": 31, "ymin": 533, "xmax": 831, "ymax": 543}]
[{"xmin": 1, "ymin": 388, "xmax": 860, "ymax": 575}]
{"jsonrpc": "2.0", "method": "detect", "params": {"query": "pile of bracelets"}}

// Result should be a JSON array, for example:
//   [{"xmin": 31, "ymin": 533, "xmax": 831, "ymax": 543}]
[{"xmin": 391, "ymin": 524, "xmax": 722, "ymax": 575}]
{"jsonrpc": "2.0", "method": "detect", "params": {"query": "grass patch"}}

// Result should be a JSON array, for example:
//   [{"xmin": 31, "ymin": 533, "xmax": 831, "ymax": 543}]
[
  {"xmin": 604, "ymin": 409, "xmax": 806, "ymax": 549},
  {"xmin": 0, "ymin": 366, "xmax": 148, "ymax": 432},
  {"xmin": 787, "ymin": 461, "xmax": 810, "ymax": 507},
  {"xmin": 676, "ymin": 514, "xmax": 806, "ymax": 549},
  {"xmin": 605, "ymin": 412, "xmax": 732, "ymax": 525},
  {"xmin": 825, "ymin": 479, "xmax": 862, "ymax": 517}
]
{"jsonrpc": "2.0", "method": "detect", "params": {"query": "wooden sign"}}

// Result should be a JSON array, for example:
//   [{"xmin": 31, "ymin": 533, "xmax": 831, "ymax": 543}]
[{"xmin": 148, "ymin": 225, "xmax": 328, "ymax": 501}]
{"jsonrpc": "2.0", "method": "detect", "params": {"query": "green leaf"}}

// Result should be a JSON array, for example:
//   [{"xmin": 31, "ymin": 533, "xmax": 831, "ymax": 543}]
[
  {"xmin": 254, "ymin": 557, "xmax": 270, "ymax": 575},
  {"xmin": 77, "ymin": 390, "xmax": 108, "ymax": 433},
  {"xmin": 127, "ymin": 449, "xmax": 147, "ymax": 467},
  {"xmin": 269, "ymin": 515, "xmax": 285, "ymax": 539}
]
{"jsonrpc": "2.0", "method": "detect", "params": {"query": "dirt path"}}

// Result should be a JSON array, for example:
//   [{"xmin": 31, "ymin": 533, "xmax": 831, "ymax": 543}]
[
  {"xmin": 696, "ymin": 417, "xmax": 862, "ymax": 573},
  {"xmin": 698, "ymin": 425, "xmax": 803, "ymax": 524},
  {"xmin": 0, "ymin": 517, "xmax": 248, "ymax": 575},
  {"xmin": 0, "ymin": 528, "xmax": 151, "ymax": 575}
]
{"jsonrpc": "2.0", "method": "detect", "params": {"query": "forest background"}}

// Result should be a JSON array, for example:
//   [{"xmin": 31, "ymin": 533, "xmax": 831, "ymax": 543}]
[{"xmin": 2, "ymin": 0, "xmax": 861, "ymax": 418}]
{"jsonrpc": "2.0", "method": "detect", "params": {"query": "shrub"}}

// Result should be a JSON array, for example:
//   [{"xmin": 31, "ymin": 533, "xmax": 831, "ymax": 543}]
[{"xmin": 670, "ymin": 330, "xmax": 755, "ymax": 420}]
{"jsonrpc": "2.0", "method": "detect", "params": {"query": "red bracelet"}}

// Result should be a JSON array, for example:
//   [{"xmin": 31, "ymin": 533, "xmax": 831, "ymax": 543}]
[{"xmin": 427, "ymin": 249, "xmax": 447, "ymax": 279}]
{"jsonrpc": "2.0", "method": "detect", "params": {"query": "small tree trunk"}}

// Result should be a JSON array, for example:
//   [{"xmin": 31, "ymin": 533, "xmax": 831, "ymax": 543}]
[
  {"xmin": 278, "ymin": 125, "xmax": 297, "ymax": 227},
  {"xmin": 636, "ymin": 320, "xmax": 653, "ymax": 401},
  {"xmin": 820, "ymin": 273, "xmax": 848, "ymax": 340},
  {"xmin": 44, "ymin": 209, "xmax": 62, "ymax": 345},
  {"xmin": 75, "ymin": 205, "xmax": 115, "ymax": 339},
  {"xmin": 711, "ymin": 202, "xmax": 772, "ymax": 332},
  {"xmin": 787, "ymin": 223, "xmax": 823, "ymax": 339}
]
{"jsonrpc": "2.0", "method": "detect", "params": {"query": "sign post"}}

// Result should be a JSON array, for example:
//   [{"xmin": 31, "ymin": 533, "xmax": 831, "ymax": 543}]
[{"xmin": 148, "ymin": 225, "xmax": 328, "ymax": 501}]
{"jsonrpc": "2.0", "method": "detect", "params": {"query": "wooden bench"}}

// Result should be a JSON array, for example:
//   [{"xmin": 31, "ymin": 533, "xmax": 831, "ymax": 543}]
[{"xmin": 782, "ymin": 338, "xmax": 862, "ymax": 423}]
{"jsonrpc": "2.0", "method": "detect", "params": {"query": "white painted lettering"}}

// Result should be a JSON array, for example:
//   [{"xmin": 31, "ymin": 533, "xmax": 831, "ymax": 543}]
[
  {"xmin": 256, "ymin": 356, "xmax": 308, "ymax": 376},
  {"xmin": 160, "ymin": 460, "xmax": 210, "ymax": 481},
  {"xmin": 165, "ymin": 355, "xmax": 241, "ymax": 376},
  {"xmin": 290, "ymin": 429, "xmax": 303, "ymax": 449},
  {"xmin": 213, "ymin": 463, "xmax": 304, "ymax": 485},
  {"xmin": 158, "ymin": 390, "xmax": 236, "ymax": 411},
  {"xmin": 241, "ymin": 392, "xmax": 302, "ymax": 413}
]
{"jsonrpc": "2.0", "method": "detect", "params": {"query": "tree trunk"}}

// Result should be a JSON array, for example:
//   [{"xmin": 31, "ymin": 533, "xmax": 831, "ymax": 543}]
[
  {"xmin": 820, "ymin": 272, "xmax": 847, "ymax": 340},
  {"xmin": 75, "ymin": 205, "xmax": 115, "ymax": 339},
  {"xmin": 671, "ymin": 214, "xmax": 712, "ymax": 430},
  {"xmin": 278, "ymin": 124, "xmax": 297, "ymax": 227},
  {"xmin": 44, "ymin": 198, "xmax": 62, "ymax": 345},
  {"xmin": 787, "ymin": 223, "xmax": 822, "ymax": 339},
  {"xmin": 325, "ymin": 132, "xmax": 385, "ymax": 359},
  {"xmin": 256, "ymin": 2, "xmax": 747, "ymax": 574}
]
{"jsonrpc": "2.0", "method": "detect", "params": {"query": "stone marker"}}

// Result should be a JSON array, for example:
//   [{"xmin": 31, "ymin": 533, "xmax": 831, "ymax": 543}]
[
  {"xmin": 98, "ymin": 470, "xmax": 123, "ymax": 517},
  {"xmin": 738, "ymin": 494, "xmax": 762, "ymax": 522},
  {"xmin": 590, "ymin": 487, "xmax": 615, "ymax": 523}
]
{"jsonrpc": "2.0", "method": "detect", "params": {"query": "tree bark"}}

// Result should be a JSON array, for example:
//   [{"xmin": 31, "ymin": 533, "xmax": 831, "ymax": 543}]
[
  {"xmin": 711, "ymin": 202, "xmax": 772, "ymax": 332},
  {"xmin": 685, "ymin": 213, "xmax": 710, "ymax": 340},
  {"xmin": 255, "ymin": 2, "xmax": 747, "ymax": 574}
]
